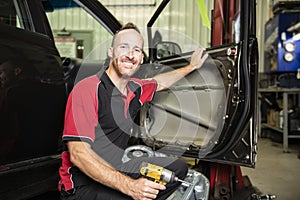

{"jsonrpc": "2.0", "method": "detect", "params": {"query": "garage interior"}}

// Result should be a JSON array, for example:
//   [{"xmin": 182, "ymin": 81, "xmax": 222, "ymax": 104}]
[
  {"xmin": 1, "ymin": 0, "xmax": 300, "ymax": 200},
  {"xmin": 245, "ymin": 1, "xmax": 300, "ymax": 199},
  {"xmin": 49, "ymin": 0, "xmax": 300, "ymax": 199}
]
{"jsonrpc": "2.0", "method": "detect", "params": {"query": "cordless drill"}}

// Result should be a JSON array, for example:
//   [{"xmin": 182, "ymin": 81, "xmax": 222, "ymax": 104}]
[{"xmin": 140, "ymin": 162, "xmax": 191, "ymax": 185}]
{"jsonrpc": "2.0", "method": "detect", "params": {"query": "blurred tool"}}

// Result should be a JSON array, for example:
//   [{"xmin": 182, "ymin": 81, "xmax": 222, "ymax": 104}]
[{"xmin": 251, "ymin": 193, "xmax": 277, "ymax": 200}]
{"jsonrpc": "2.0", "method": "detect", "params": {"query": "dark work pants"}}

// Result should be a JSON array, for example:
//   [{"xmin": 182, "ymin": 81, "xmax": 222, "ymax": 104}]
[{"xmin": 60, "ymin": 157, "xmax": 188, "ymax": 200}]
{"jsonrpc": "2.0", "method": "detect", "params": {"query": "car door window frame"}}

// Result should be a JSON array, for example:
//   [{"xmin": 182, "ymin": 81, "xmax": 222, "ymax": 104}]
[{"xmin": 13, "ymin": 0, "xmax": 54, "ymax": 39}]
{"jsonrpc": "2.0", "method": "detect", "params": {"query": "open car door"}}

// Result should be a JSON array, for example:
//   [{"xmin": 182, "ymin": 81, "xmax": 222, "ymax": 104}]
[{"xmin": 133, "ymin": 0, "xmax": 258, "ymax": 167}]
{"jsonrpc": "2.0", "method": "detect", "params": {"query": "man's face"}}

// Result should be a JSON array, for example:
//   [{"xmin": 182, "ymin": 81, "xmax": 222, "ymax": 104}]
[{"xmin": 109, "ymin": 29, "xmax": 144, "ymax": 78}]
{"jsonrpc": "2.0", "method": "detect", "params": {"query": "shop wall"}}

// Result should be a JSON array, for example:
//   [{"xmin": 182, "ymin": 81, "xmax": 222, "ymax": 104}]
[{"xmin": 46, "ymin": 0, "xmax": 212, "ymax": 58}]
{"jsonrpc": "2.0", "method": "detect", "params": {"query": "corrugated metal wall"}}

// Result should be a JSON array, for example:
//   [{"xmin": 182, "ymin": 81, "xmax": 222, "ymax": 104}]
[
  {"xmin": 47, "ymin": 7, "xmax": 111, "ymax": 46},
  {"xmin": 155, "ymin": 0, "xmax": 213, "ymax": 48},
  {"xmin": 46, "ymin": 1, "xmax": 160, "ymax": 50},
  {"xmin": 46, "ymin": 0, "xmax": 213, "ymax": 53},
  {"xmin": 102, "ymin": 0, "xmax": 157, "ymax": 26},
  {"xmin": 47, "ymin": 0, "xmax": 300, "ymax": 71}
]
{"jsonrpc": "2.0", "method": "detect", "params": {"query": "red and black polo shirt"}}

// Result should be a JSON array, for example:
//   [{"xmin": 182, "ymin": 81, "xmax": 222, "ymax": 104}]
[{"xmin": 58, "ymin": 71, "xmax": 157, "ymax": 191}]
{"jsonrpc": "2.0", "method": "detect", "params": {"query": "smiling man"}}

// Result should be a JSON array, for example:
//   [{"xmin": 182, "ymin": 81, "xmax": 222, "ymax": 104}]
[{"xmin": 58, "ymin": 22, "xmax": 208, "ymax": 200}]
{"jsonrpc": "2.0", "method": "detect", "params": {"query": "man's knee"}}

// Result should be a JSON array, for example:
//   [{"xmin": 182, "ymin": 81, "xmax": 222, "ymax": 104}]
[{"xmin": 168, "ymin": 159, "xmax": 188, "ymax": 180}]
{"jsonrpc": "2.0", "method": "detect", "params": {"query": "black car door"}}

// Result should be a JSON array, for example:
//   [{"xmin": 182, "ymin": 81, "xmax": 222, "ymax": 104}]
[{"xmin": 0, "ymin": 0, "xmax": 66, "ymax": 199}]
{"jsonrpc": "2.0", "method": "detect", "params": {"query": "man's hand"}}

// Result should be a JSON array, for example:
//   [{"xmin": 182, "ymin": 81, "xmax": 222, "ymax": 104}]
[
  {"xmin": 128, "ymin": 178, "xmax": 166, "ymax": 200},
  {"xmin": 153, "ymin": 47, "xmax": 208, "ymax": 91},
  {"xmin": 190, "ymin": 47, "xmax": 208, "ymax": 70}
]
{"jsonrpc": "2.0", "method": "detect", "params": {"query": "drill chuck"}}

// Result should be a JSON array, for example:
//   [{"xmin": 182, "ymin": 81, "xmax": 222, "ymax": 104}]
[{"xmin": 160, "ymin": 167, "xmax": 177, "ymax": 183}]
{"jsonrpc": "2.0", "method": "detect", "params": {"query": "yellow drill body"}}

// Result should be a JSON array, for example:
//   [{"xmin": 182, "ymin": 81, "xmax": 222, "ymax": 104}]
[
  {"xmin": 140, "ymin": 162, "xmax": 190, "ymax": 186},
  {"xmin": 140, "ymin": 162, "xmax": 170, "ymax": 185}
]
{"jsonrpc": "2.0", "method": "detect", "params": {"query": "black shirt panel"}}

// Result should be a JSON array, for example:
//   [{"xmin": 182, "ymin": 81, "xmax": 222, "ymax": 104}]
[{"xmin": 92, "ymin": 72, "xmax": 142, "ymax": 167}]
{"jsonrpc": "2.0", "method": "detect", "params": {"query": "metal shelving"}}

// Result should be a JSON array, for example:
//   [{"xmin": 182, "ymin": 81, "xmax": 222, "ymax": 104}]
[{"xmin": 258, "ymin": 87, "xmax": 300, "ymax": 152}]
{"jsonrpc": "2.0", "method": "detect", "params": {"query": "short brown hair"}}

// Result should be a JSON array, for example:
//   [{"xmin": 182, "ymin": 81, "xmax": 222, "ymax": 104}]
[
  {"xmin": 111, "ymin": 22, "xmax": 141, "ymax": 47},
  {"xmin": 119, "ymin": 22, "xmax": 140, "ymax": 33}
]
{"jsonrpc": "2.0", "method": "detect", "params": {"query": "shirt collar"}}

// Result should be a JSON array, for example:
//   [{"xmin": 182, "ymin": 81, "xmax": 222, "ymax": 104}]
[{"xmin": 99, "ymin": 71, "xmax": 137, "ymax": 97}]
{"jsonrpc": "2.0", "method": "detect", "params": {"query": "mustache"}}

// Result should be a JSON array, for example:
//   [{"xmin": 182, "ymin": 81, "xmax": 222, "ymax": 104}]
[{"xmin": 121, "ymin": 57, "xmax": 136, "ymax": 63}]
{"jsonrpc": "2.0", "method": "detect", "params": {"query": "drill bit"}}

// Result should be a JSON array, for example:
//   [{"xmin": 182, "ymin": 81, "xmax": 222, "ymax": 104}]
[{"xmin": 174, "ymin": 177, "xmax": 193, "ymax": 186}]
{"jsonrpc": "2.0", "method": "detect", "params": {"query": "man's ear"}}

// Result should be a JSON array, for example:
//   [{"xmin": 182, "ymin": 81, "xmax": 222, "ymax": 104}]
[
  {"xmin": 108, "ymin": 47, "xmax": 113, "ymax": 58},
  {"xmin": 141, "ymin": 54, "xmax": 144, "ymax": 64}
]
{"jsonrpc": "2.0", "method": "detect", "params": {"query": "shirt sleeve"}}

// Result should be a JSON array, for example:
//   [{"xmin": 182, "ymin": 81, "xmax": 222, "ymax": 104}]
[
  {"xmin": 138, "ymin": 78, "xmax": 157, "ymax": 104},
  {"xmin": 62, "ymin": 77, "xmax": 99, "ymax": 144}
]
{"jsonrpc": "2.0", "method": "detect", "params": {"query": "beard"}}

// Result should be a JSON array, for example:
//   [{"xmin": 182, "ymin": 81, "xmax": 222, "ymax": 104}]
[{"xmin": 111, "ymin": 57, "xmax": 140, "ymax": 79}]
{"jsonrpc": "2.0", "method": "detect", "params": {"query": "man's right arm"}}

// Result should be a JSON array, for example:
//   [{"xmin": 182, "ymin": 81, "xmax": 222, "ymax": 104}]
[{"xmin": 67, "ymin": 141, "xmax": 166, "ymax": 200}]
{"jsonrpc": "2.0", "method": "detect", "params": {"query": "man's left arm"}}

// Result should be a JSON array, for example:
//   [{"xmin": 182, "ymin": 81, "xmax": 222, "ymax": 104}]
[{"xmin": 153, "ymin": 47, "xmax": 208, "ymax": 91}]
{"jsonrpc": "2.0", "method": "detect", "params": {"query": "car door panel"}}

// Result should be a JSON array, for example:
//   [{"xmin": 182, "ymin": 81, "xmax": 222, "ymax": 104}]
[{"xmin": 133, "ymin": 0, "xmax": 258, "ymax": 167}]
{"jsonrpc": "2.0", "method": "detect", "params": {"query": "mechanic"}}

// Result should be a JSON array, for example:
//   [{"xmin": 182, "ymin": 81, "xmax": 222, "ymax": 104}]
[{"xmin": 58, "ymin": 22, "xmax": 208, "ymax": 200}]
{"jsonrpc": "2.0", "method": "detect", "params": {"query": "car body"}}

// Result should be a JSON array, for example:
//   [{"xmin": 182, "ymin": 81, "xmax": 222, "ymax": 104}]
[{"xmin": 0, "ymin": 0, "xmax": 258, "ymax": 199}]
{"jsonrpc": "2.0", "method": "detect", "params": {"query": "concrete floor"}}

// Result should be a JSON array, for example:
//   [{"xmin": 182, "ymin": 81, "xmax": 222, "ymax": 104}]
[{"xmin": 241, "ymin": 137, "xmax": 300, "ymax": 200}]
